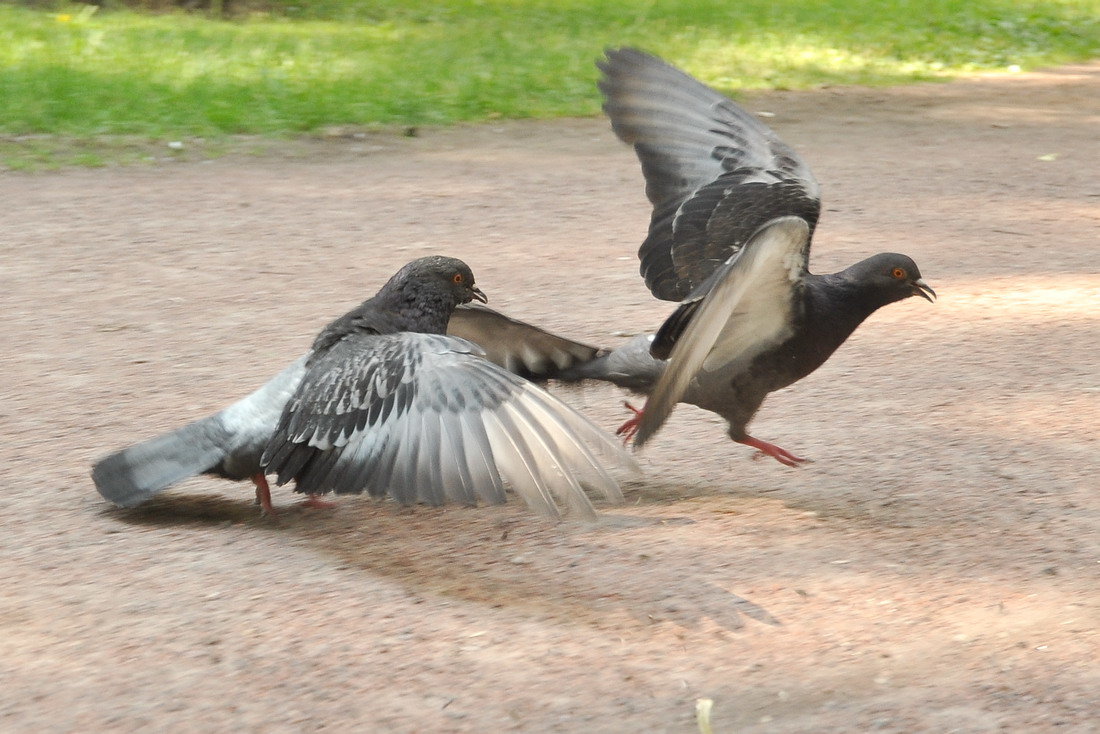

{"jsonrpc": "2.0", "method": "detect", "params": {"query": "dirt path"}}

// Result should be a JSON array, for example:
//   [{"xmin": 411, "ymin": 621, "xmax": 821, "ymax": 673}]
[{"xmin": 2, "ymin": 63, "xmax": 1098, "ymax": 732}]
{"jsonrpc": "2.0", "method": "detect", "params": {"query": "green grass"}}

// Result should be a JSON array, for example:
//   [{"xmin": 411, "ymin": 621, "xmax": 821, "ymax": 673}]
[{"xmin": 1, "ymin": 0, "xmax": 1097, "ymax": 143}]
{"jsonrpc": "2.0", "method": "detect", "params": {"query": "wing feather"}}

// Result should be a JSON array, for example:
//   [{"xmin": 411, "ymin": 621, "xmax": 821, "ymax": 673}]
[
  {"xmin": 512, "ymin": 382, "xmax": 625, "ymax": 504},
  {"xmin": 468, "ymin": 359, "xmax": 628, "ymax": 505},
  {"xmin": 261, "ymin": 332, "xmax": 632, "ymax": 518},
  {"xmin": 435, "ymin": 412, "xmax": 475, "ymax": 505},
  {"xmin": 457, "ymin": 410, "xmax": 507, "ymax": 505},
  {"xmin": 447, "ymin": 303, "xmax": 603, "ymax": 381},
  {"xmin": 599, "ymin": 47, "xmax": 821, "ymax": 301},
  {"xmin": 505, "ymin": 400, "xmax": 599, "ymax": 520},
  {"xmin": 634, "ymin": 217, "xmax": 812, "ymax": 447},
  {"xmin": 482, "ymin": 408, "xmax": 561, "ymax": 519}
]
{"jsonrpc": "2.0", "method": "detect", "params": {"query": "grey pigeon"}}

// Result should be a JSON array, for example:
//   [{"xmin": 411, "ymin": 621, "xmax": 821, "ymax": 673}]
[
  {"xmin": 92, "ymin": 256, "xmax": 632, "ymax": 519},
  {"xmin": 561, "ymin": 48, "xmax": 935, "ymax": 464}
]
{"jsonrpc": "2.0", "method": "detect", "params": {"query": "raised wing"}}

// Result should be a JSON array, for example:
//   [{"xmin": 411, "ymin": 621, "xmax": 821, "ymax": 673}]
[
  {"xmin": 598, "ymin": 47, "xmax": 821, "ymax": 302},
  {"xmin": 447, "ymin": 303, "xmax": 603, "ymax": 381},
  {"xmin": 633, "ymin": 217, "xmax": 812, "ymax": 447},
  {"xmin": 261, "ymin": 333, "xmax": 631, "ymax": 520}
]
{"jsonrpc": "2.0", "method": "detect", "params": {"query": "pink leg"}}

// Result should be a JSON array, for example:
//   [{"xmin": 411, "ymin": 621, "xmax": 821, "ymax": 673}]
[
  {"xmin": 253, "ymin": 474, "xmax": 336, "ymax": 513},
  {"xmin": 738, "ymin": 436, "xmax": 810, "ymax": 467},
  {"xmin": 615, "ymin": 401, "xmax": 644, "ymax": 444},
  {"xmin": 300, "ymin": 494, "xmax": 337, "ymax": 510},
  {"xmin": 252, "ymin": 473, "xmax": 277, "ymax": 516}
]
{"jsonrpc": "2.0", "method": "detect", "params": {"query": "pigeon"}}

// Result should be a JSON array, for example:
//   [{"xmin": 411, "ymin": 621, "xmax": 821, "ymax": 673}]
[
  {"xmin": 560, "ymin": 48, "xmax": 935, "ymax": 464},
  {"xmin": 92, "ymin": 255, "xmax": 632, "ymax": 519}
]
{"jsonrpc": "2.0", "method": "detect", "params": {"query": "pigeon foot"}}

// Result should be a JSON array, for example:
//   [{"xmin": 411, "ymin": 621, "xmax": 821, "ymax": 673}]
[
  {"xmin": 739, "ymin": 437, "xmax": 810, "ymax": 467},
  {"xmin": 615, "ymin": 401, "xmax": 644, "ymax": 444},
  {"xmin": 252, "ymin": 473, "xmax": 278, "ymax": 516},
  {"xmin": 300, "ymin": 494, "xmax": 338, "ymax": 510}
]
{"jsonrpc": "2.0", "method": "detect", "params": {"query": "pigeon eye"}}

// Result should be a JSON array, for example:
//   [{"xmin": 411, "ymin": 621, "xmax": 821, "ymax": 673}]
[
  {"xmin": 453, "ymin": 273, "xmax": 464, "ymax": 284},
  {"xmin": 891, "ymin": 267, "xmax": 907, "ymax": 280}
]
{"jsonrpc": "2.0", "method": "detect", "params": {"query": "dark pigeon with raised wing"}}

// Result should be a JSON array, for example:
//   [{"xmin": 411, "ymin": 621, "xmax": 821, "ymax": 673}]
[
  {"xmin": 93, "ymin": 256, "xmax": 632, "ymax": 519},
  {"xmin": 562, "ymin": 48, "xmax": 934, "ymax": 464}
]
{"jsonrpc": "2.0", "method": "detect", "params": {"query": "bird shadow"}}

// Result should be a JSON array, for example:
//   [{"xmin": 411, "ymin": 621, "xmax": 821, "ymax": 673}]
[
  {"xmin": 293, "ymin": 504, "xmax": 782, "ymax": 632},
  {"xmin": 104, "ymin": 487, "xmax": 782, "ymax": 633},
  {"xmin": 105, "ymin": 493, "xmax": 269, "ymax": 527}
]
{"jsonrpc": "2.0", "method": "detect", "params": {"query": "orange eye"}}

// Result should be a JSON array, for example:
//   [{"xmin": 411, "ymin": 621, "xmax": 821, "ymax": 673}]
[
  {"xmin": 891, "ymin": 267, "xmax": 907, "ymax": 280},
  {"xmin": 453, "ymin": 273, "xmax": 464, "ymax": 284}
]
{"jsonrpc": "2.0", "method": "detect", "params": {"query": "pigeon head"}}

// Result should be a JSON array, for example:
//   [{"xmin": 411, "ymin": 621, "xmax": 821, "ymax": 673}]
[
  {"xmin": 388, "ymin": 255, "xmax": 488, "ymax": 307},
  {"xmin": 842, "ymin": 253, "xmax": 936, "ymax": 309}
]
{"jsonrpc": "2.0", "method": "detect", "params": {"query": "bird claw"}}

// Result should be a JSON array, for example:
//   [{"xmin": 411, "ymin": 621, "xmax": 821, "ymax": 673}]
[
  {"xmin": 615, "ymin": 401, "xmax": 644, "ymax": 445},
  {"xmin": 252, "ymin": 473, "xmax": 278, "ymax": 516},
  {"xmin": 300, "ymin": 494, "xmax": 338, "ymax": 510},
  {"xmin": 740, "ymin": 437, "xmax": 810, "ymax": 467}
]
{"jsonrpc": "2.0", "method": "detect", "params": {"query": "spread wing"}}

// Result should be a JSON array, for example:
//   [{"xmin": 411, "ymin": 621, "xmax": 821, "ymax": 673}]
[
  {"xmin": 447, "ymin": 303, "xmax": 603, "ymax": 381},
  {"xmin": 598, "ymin": 47, "xmax": 821, "ymax": 302},
  {"xmin": 633, "ymin": 217, "xmax": 812, "ymax": 447},
  {"xmin": 261, "ymin": 332, "xmax": 631, "ymax": 520}
]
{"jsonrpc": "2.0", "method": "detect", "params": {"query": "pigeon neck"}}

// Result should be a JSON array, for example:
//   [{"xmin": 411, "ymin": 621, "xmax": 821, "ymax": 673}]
[
  {"xmin": 375, "ymin": 279, "xmax": 460, "ymax": 335},
  {"xmin": 806, "ymin": 273, "xmax": 885, "ymax": 344},
  {"xmin": 309, "ymin": 281, "xmax": 460, "ymax": 356},
  {"xmin": 821, "ymin": 267, "xmax": 908, "ymax": 318}
]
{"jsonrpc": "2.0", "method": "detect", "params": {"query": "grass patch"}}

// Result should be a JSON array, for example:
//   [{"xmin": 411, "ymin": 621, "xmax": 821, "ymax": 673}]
[
  {"xmin": 0, "ymin": 0, "xmax": 1097, "ymax": 144},
  {"xmin": 0, "ymin": 134, "xmax": 232, "ymax": 170}
]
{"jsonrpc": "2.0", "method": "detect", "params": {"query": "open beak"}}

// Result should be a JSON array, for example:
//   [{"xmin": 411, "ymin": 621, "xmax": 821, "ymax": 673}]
[
  {"xmin": 912, "ymin": 278, "xmax": 936, "ymax": 303},
  {"xmin": 470, "ymin": 285, "xmax": 488, "ymax": 304}
]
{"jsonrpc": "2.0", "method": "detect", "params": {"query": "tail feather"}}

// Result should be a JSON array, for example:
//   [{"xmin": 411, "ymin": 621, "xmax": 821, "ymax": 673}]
[
  {"xmin": 91, "ymin": 415, "xmax": 233, "ymax": 507},
  {"xmin": 557, "ymin": 334, "xmax": 664, "ymax": 393}
]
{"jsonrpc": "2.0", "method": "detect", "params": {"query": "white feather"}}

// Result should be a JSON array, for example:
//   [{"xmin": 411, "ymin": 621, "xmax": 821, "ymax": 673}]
[{"xmin": 635, "ymin": 216, "xmax": 811, "ymax": 447}]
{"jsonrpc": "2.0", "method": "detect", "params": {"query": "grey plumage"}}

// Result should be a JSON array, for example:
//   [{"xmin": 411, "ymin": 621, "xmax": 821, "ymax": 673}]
[
  {"xmin": 557, "ymin": 48, "xmax": 935, "ymax": 463},
  {"xmin": 598, "ymin": 47, "xmax": 821, "ymax": 304},
  {"xmin": 92, "ymin": 256, "xmax": 632, "ymax": 517},
  {"xmin": 262, "ymin": 332, "xmax": 626, "ymax": 519},
  {"xmin": 91, "ymin": 357, "xmax": 305, "ymax": 508},
  {"xmin": 561, "ymin": 334, "xmax": 664, "ymax": 394}
]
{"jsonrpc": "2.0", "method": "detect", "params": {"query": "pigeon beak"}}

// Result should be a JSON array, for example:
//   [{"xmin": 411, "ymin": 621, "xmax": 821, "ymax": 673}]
[
  {"xmin": 470, "ymin": 285, "xmax": 488, "ymax": 304},
  {"xmin": 912, "ymin": 278, "xmax": 936, "ymax": 303}
]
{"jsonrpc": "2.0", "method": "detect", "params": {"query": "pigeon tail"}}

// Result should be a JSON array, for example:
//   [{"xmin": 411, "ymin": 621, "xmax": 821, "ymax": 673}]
[
  {"xmin": 92, "ymin": 356, "xmax": 307, "ymax": 509},
  {"xmin": 556, "ymin": 334, "xmax": 665, "ymax": 394},
  {"xmin": 91, "ymin": 415, "xmax": 233, "ymax": 507}
]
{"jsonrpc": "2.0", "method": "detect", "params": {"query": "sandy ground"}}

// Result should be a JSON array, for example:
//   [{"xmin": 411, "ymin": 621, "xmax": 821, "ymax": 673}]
[{"xmin": 2, "ymin": 63, "xmax": 1098, "ymax": 733}]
